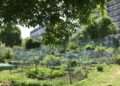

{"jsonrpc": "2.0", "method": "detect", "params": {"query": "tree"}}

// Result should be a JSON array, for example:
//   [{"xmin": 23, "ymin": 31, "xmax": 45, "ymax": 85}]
[
  {"xmin": 0, "ymin": 0, "xmax": 110, "ymax": 45},
  {"xmin": 0, "ymin": 24, "xmax": 21, "ymax": 47},
  {"xmin": 83, "ymin": 17, "xmax": 117, "ymax": 41},
  {"xmin": 0, "ymin": 0, "xmax": 109, "ymax": 25}
]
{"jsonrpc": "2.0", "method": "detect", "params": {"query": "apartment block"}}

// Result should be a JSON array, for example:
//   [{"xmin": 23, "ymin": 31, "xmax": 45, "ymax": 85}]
[{"xmin": 107, "ymin": 0, "xmax": 120, "ymax": 28}]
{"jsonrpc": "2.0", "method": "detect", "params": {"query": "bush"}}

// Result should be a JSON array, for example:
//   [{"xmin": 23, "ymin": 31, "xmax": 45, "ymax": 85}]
[
  {"xmin": 27, "ymin": 67, "xmax": 51, "ymax": 80},
  {"xmin": 97, "ymin": 65, "xmax": 104, "ymax": 72},
  {"xmin": 113, "ymin": 55, "xmax": 120, "ymax": 65},
  {"xmin": 95, "ymin": 46, "xmax": 106, "ymax": 52},
  {"xmin": 51, "ymin": 69, "xmax": 65, "ymax": 78},
  {"xmin": 0, "ymin": 24, "xmax": 22, "ymax": 47},
  {"xmin": 83, "ymin": 16, "xmax": 117, "ymax": 40},
  {"xmin": 42, "ymin": 55, "xmax": 63, "ymax": 67},
  {"xmin": 73, "ymin": 66, "xmax": 89, "ymax": 80},
  {"xmin": 26, "ymin": 67, "xmax": 65, "ymax": 80},
  {"xmin": 24, "ymin": 38, "xmax": 41, "ymax": 49},
  {"xmin": 67, "ymin": 42, "xmax": 78, "ymax": 50},
  {"xmin": 84, "ymin": 44, "xmax": 95, "ymax": 50},
  {"xmin": 0, "ymin": 46, "xmax": 14, "ymax": 62},
  {"xmin": 67, "ymin": 60, "xmax": 78, "ymax": 68}
]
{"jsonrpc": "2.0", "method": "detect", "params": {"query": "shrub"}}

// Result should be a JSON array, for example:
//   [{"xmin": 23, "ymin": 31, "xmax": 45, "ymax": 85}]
[
  {"xmin": 97, "ymin": 65, "xmax": 104, "ymax": 72},
  {"xmin": 67, "ymin": 60, "xmax": 78, "ymax": 68},
  {"xmin": 113, "ymin": 55, "xmax": 120, "ymax": 65},
  {"xmin": 26, "ymin": 67, "xmax": 51, "ymax": 79},
  {"xmin": 95, "ymin": 46, "xmax": 106, "ymax": 52},
  {"xmin": 26, "ymin": 67, "xmax": 65, "ymax": 80},
  {"xmin": 83, "ymin": 16, "xmax": 117, "ymax": 40},
  {"xmin": 114, "ymin": 58, "xmax": 120, "ymax": 65},
  {"xmin": 51, "ymin": 69, "xmax": 65, "ymax": 78},
  {"xmin": 24, "ymin": 38, "xmax": 41, "ymax": 49},
  {"xmin": 4, "ymin": 48, "xmax": 14, "ymax": 60},
  {"xmin": 0, "ymin": 24, "xmax": 22, "ymax": 47},
  {"xmin": 67, "ymin": 42, "xmax": 78, "ymax": 50},
  {"xmin": 73, "ymin": 66, "xmax": 89, "ymax": 80},
  {"xmin": 42, "ymin": 55, "xmax": 63, "ymax": 67},
  {"xmin": 84, "ymin": 44, "xmax": 95, "ymax": 50},
  {"xmin": 0, "ymin": 46, "xmax": 14, "ymax": 62}
]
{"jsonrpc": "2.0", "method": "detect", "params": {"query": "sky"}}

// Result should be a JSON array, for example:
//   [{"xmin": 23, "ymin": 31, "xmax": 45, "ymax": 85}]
[{"xmin": 17, "ymin": 25, "xmax": 34, "ymax": 39}]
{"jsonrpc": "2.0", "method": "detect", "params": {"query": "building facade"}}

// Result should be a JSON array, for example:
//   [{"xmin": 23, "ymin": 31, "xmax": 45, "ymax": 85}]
[
  {"xmin": 30, "ymin": 26, "xmax": 45, "ymax": 39},
  {"xmin": 107, "ymin": 0, "xmax": 120, "ymax": 28}
]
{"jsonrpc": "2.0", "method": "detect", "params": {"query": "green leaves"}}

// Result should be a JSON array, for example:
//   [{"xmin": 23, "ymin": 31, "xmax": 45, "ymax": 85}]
[
  {"xmin": 0, "ymin": 24, "xmax": 21, "ymax": 47},
  {"xmin": 0, "ymin": 46, "xmax": 14, "ymax": 62},
  {"xmin": 0, "ymin": 0, "xmax": 110, "ymax": 45},
  {"xmin": 0, "ymin": 0, "xmax": 109, "ymax": 26},
  {"xmin": 83, "ymin": 17, "xmax": 117, "ymax": 40}
]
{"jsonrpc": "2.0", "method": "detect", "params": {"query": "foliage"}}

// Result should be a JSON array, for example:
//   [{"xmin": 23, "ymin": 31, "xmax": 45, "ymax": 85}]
[
  {"xmin": 97, "ymin": 65, "xmax": 104, "ymax": 72},
  {"xmin": 0, "ymin": 0, "xmax": 108, "ymax": 25},
  {"xmin": 0, "ymin": 46, "xmax": 14, "ymax": 62},
  {"xmin": 84, "ymin": 44, "xmax": 95, "ymax": 50},
  {"xmin": 113, "ymin": 55, "xmax": 120, "ymax": 65},
  {"xmin": 42, "ymin": 55, "xmax": 63, "ymax": 67},
  {"xmin": 11, "ymin": 79, "xmax": 68, "ymax": 86},
  {"xmin": 26, "ymin": 67, "xmax": 65, "ymax": 80},
  {"xmin": 0, "ymin": 0, "xmax": 110, "ymax": 45},
  {"xmin": 95, "ymin": 46, "xmax": 107, "ymax": 52},
  {"xmin": 43, "ymin": 22, "xmax": 72, "ymax": 46},
  {"xmin": 83, "ymin": 17, "xmax": 117, "ymax": 40},
  {"xmin": 0, "ymin": 70, "xmax": 67, "ymax": 86},
  {"xmin": 0, "ymin": 64, "xmax": 120, "ymax": 86},
  {"xmin": 0, "ymin": 24, "xmax": 21, "ymax": 47},
  {"xmin": 73, "ymin": 66, "xmax": 89, "ymax": 80},
  {"xmin": 12, "ymin": 80, "xmax": 52, "ymax": 86},
  {"xmin": 24, "ymin": 38, "xmax": 41, "ymax": 49},
  {"xmin": 67, "ymin": 60, "xmax": 79, "ymax": 68},
  {"xmin": 67, "ymin": 42, "xmax": 78, "ymax": 50}
]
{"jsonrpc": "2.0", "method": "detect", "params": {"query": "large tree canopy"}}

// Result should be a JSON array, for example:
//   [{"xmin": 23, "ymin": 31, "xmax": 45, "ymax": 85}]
[
  {"xmin": 83, "ymin": 17, "xmax": 117, "ymax": 41},
  {"xmin": 0, "ymin": 0, "xmax": 110, "ymax": 45},
  {"xmin": 0, "ymin": 0, "xmax": 109, "ymax": 26}
]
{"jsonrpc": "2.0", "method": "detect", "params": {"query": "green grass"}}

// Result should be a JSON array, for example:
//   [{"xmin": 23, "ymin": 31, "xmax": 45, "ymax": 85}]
[
  {"xmin": 74, "ymin": 64, "xmax": 120, "ymax": 86},
  {"xmin": 0, "ymin": 64, "xmax": 120, "ymax": 86},
  {"xmin": 0, "ymin": 68, "xmax": 68, "ymax": 86},
  {"xmin": 0, "ymin": 70, "xmax": 28, "ymax": 81}
]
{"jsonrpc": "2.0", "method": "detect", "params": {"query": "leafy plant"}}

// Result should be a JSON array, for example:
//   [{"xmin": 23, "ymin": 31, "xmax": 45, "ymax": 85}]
[
  {"xmin": 95, "ymin": 46, "xmax": 106, "ymax": 52},
  {"xmin": 24, "ymin": 38, "xmax": 41, "ymax": 49},
  {"xmin": 67, "ymin": 42, "xmax": 78, "ymax": 50},
  {"xmin": 83, "ymin": 17, "xmax": 117, "ymax": 41},
  {"xmin": 0, "ymin": 24, "xmax": 21, "ymax": 47},
  {"xmin": 84, "ymin": 44, "xmax": 95, "ymax": 50},
  {"xmin": 97, "ymin": 65, "xmax": 104, "ymax": 72},
  {"xmin": 113, "ymin": 55, "xmax": 120, "ymax": 65},
  {"xmin": 0, "ymin": 46, "xmax": 14, "ymax": 62},
  {"xmin": 26, "ymin": 67, "xmax": 65, "ymax": 80},
  {"xmin": 42, "ymin": 55, "xmax": 63, "ymax": 67}
]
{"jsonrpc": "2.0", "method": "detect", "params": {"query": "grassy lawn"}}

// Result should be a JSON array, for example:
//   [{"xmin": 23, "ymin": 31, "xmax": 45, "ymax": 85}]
[
  {"xmin": 0, "ymin": 64, "xmax": 120, "ymax": 86},
  {"xmin": 75, "ymin": 64, "xmax": 120, "ymax": 86},
  {"xmin": 0, "ymin": 69, "xmax": 31, "ymax": 81},
  {"xmin": 0, "ymin": 68, "xmax": 68, "ymax": 86}
]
